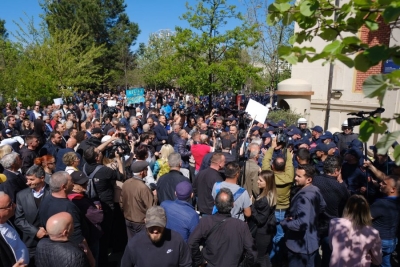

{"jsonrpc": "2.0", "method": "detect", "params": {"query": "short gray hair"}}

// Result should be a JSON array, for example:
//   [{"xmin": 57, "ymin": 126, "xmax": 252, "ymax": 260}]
[
  {"xmin": 0, "ymin": 152, "xmax": 19, "ymax": 169},
  {"xmin": 26, "ymin": 165, "xmax": 45, "ymax": 178},
  {"xmin": 49, "ymin": 171, "xmax": 70, "ymax": 192},
  {"xmin": 142, "ymin": 124, "xmax": 150, "ymax": 133},
  {"xmin": 168, "ymin": 153, "xmax": 182, "ymax": 168}
]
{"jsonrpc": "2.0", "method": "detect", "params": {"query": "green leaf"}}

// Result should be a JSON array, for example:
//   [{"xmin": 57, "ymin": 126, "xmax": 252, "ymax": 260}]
[
  {"xmin": 273, "ymin": 2, "xmax": 291, "ymax": 12},
  {"xmin": 322, "ymin": 40, "xmax": 342, "ymax": 54},
  {"xmin": 336, "ymin": 54, "xmax": 354, "ymax": 68},
  {"xmin": 393, "ymin": 146, "xmax": 400, "ymax": 166},
  {"xmin": 282, "ymin": 53, "xmax": 298, "ymax": 64},
  {"xmin": 289, "ymin": 34, "xmax": 296, "ymax": 45},
  {"xmin": 383, "ymin": 6, "xmax": 400, "ymax": 23},
  {"xmin": 354, "ymin": 53, "xmax": 371, "ymax": 72},
  {"xmin": 359, "ymin": 120, "xmax": 375, "ymax": 142},
  {"xmin": 375, "ymin": 131, "xmax": 400, "ymax": 155},
  {"xmin": 278, "ymin": 46, "xmax": 292, "ymax": 56},
  {"xmin": 369, "ymin": 117, "xmax": 388, "ymax": 134},
  {"xmin": 365, "ymin": 45, "xmax": 389, "ymax": 65},
  {"xmin": 300, "ymin": 1, "xmax": 318, "ymax": 17},
  {"xmin": 342, "ymin": 36, "xmax": 361, "ymax": 45},
  {"xmin": 362, "ymin": 74, "xmax": 388, "ymax": 106},
  {"xmin": 365, "ymin": 20, "xmax": 379, "ymax": 31},
  {"xmin": 282, "ymin": 12, "xmax": 294, "ymax": 26},
  {"xmin": 319, "ymin": 28, "xmax": 338, "ymax": 41},
  {"xmin": 378, "ymin": 0, "xmax": 393, "ymax": 5},
  {"xmin": 354, "ymin": 0, "xmax": 372, "ymax": 6}
]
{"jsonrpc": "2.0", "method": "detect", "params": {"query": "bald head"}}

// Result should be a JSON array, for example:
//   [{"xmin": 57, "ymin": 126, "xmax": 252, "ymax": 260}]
[
  {"xmin": 66, "ymin": 137, "xmax": 77, "ymax": 149},
  {"xmin": 46, "ymin": 212, "xmax": 73, "ymax": 241}
]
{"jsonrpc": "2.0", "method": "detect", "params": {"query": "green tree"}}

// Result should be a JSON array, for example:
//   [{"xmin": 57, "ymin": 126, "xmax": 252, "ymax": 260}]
[
  {"xmin": 41, "ymin": 0, "xmax": 140, "ymax": 87},
  {"xmin": 268, "ymin": 0, "xmax": 400, "ymax": 161},
  {"xmin": 0, "ymin": 19, "xmax": 8, "ymax": 39},
  {"xmin": 137, "ymin": 30, "xmax": 178, "ymax": 89},
  {"xmin": 1, "ymin": 21, "xmax": 105, "ymax": 105},
  {"xmin": 172, "ymin": 0, "xmax": 262, "ymax": 108},
  {"xmin": 242, "ymin": 0, "xmax": 293, "ymax": 94}
]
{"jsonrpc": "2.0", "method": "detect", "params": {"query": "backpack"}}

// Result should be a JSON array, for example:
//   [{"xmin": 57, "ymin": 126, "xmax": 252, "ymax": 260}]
[
  {"xmin": 212, "ymin": 182, "xmax": 246, "ymax": 216},
  {"xmin": 83, "ymin": 164, "xmax": 103, "ymax": 199}
]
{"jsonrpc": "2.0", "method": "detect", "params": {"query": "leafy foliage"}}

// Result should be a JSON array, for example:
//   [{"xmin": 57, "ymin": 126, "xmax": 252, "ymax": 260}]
[
  {"xmin": 41, "ymin": 0, "xmax": 140, "ymax": 87},
  {"xmin": 172, "ymin": 0, "xmax": 263, "ymax": 99},
  {"xmin": 267, "ymin": 108, "xmax": 302, "ymax": 126},
  {"xmin": 268, "ymin": 0, "xmax": 400, "ymax": 158},
  {"xmin": 0, "ymin": 22, "xmax": 105, "ymax": 105}
]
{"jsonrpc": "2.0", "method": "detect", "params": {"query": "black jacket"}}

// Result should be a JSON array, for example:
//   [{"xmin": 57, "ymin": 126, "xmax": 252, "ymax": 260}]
[
  {"xmin": 193, "ymin": 168, "xmax": 223, "ymax": 215},
  {"xmin": 19, "ymin": 146, "xmax": 38, "ymax": 175},
  {"xmin": 157, "ymin": 170, "xmax": 188, "ymax": 204},
  {"xmin": 83, "ymin": 163, "xmax": 122, "ymax": 208},
  {"xmin": 154, "ymin": 124, "xmax": 169, "ymax": 151},
  {"xmin": 188, "ymin": 213, "xmax": 257, "ymax": 267},
  {"xmin": 35, "ymin": 238, "xmax": 89, "ymax": 267},
  {"xmin": 15, "ymin": 185, "xmax": 51, "ymax": 253},
  {"xmin": 0, "ymin": 169, "xmax": 28, "ymax": 202}
]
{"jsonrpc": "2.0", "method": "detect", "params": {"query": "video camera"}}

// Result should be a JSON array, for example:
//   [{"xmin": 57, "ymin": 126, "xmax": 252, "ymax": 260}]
[
  {"xmin": 275, "ymin": 128, "xmax": 288, "ymax": 144},
  {"xmin": 105, "ymin": 133, "xmax": 130, "ymax": 159},
  {"xmin": 347, "ymin": 108, "xmax": 385, "ymax": 127}
]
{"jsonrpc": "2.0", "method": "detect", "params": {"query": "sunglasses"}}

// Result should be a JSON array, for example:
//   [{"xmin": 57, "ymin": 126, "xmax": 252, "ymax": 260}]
[{"xmin": 0, "ymin": 200, "xmax": 14, "ymax": 209}]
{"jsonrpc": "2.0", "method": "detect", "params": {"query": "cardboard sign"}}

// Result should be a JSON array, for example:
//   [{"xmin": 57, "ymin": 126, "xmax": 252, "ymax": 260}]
[
  {"xmin": 126, "ymin": 88, "xmax": 145, "ymax": 105},
  {"xmin": 245, "ymin": 99, "xmax": 269, "ymax": 123},
  {"xmin": 53, "ymin": 98, "xmax": 63, "ymax": 105},
  {"xmin": 107, "ymin": 100, "xmax": 117, "ymax": 107}
]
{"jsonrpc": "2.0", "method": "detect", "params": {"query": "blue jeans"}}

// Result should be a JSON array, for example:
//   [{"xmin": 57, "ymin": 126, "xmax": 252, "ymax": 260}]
[
  {"xmin": 270, "ymin": 209, "xmax": 286, "ymax": 263},
  {"xmin": 380, "ymin": 238, "xmax": 397, "ymax": 267}
]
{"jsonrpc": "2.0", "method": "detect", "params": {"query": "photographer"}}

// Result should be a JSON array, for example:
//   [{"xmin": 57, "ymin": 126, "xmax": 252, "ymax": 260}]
[{"xmin": 83, "ymin": 145, "xmax": 124, "ymax": 267}]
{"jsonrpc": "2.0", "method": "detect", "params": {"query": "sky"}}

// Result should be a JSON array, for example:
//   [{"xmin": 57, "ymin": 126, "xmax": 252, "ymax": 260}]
[{"xmin": 0, "ymin": 0, "xmax": 248, "ymax": 49}]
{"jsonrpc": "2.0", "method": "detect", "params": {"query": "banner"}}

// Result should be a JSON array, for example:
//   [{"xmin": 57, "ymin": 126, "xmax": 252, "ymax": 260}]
[{"xmin": 126, "ymin": 88, "xmax": 145, "ymax": 105}]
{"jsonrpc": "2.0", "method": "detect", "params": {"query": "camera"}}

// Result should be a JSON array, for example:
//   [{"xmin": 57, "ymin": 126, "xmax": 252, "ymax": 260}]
[
  {"xmin": 106, "ymin": 134, "xmax": 130, "ymax": 159},
  {"xmin": 347, "ymin": 117, "xmax": 365, "ymax": 127},
  {"xmin": 104, "ymin": 107, "xmax": 118, "ymax": 116},
  {"xmin": 347, "ymin": 108, "xmax": 385, "ymax": 127},
  {"xmin": 276, "ymin": 128, "xmax": 288, "ymax": 144}
]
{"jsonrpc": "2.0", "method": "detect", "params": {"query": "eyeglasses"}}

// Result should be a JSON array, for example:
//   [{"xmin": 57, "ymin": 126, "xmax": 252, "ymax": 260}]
[{"xmin": 0, "ymin": 200, "xmax": 14, "ymax": 209}]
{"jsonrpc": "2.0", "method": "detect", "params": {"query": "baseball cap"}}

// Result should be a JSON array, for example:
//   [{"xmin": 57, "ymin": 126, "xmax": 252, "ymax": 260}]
[
  {"xmin": 311, "ymin": 126, "xmax": 323, "ymax": 133},
  {"xmin": 320, "ymin": 131, "xmax": 333, "ymax": 140},
  {"xmin": 345, "ymin": 148, "xmax": 363, "ymax": 159},
  {"xmin": 287, "ymin": 128, "xmax": 301, "ymax": 136},
  {"xmin": 91, "ymin": 128, "xmax": 103, "ymax": 135},
  {"xmin": 327, "ymin": 142, "xmax": 337, "ymax": 149},
  {"xmin": 175, "ymin": 181, "xmax": 193, "ymax": 200},
  {"xmin": 70, "ymin": 171, "xmax": 89, "ymax": 185},
  {"xmin": 262, "ymin": 132, "xmax": 271, "ymax": 138},
  {"xmin": 145, "ymin": 206, "xmax": 167, "ymax": 228},
  {"xmin": 315, "ymin": 143, "xmax": 329, "ymax": 153},
  {"xmin": 131, "ymin": 161, "xmax": 149, "ymax": 173}
]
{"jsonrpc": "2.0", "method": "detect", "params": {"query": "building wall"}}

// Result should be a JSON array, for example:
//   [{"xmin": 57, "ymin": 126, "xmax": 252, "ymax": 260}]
[{"xmin": 290, "ymin": 15, "xmax": 398, "ymax": 143}]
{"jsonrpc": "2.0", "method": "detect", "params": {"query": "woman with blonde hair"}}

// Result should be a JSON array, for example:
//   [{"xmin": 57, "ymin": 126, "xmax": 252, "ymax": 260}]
[
  {"xmin": 248, "ymin": 170, "xmax": 277, "ymax": 267},
  {"xmin": 34, "ymin": 155, "xmax": 55, "ymax": 184},
  {"xmin": 0, "ymin": 145, "xmax": 13, "ymax": 160},
  {"xmin": 62, "ymin": 152, "xmax": 80, "ymax": 174},
  {"xmin": 153, "ymin": 144, "xmax": 175, "ymax": 179},
  {"xmin": 329, "ymin": 195, "xmax": 382, "ymax": 267}
]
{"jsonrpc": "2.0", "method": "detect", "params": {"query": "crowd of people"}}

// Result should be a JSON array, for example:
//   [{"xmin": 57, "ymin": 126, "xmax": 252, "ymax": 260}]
[{"xmin": 0, "ymin": 88, "xmax": 398, "ymax": 267}]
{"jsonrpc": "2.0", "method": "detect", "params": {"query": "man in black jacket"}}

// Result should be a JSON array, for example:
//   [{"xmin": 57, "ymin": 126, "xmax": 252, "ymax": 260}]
[
  {"xmin": 312, "ymin": 156, "xmax": 350, "ymax": 267},
  {"xmin": 154, "ymin": 115, "xmax": 168, "ymax": 151},
  {"xmin": 36, "ymin": 212, "xmax": 89, "ymax": 267},
  {"xmin": 157, "ymin": 153, "xmax": 188, "ymax": 204},
  {"xmin": 19, "ymin": 135, "xmax": 39, "ymax": 175},
  {"xmin": 0, "ymin": 152, "xmax": 27, "ymax": 202},
  {"xmin": 15, "ymin": 165, "xmax": 50, "ymax": 265},
  {"xmin": 188, "ymin": 188, "xmax": 257, "ymax": 267},
  {"xmin": 82, "ymin": 146, "xmax": 123, "ymax": 267}
]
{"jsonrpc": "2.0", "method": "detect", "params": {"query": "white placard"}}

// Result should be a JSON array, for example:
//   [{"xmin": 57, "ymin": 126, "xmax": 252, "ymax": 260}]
[
  {"xmin": 107, "ymin": 100, "xmax": 117, "ymax": 107},
  {"xmin": 53, "ymin": 98, "xmax": 63, "ymax": 105},
  {"xmin": 245, "ymin": 99, "xmax": 269, "ymax": 123}
]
